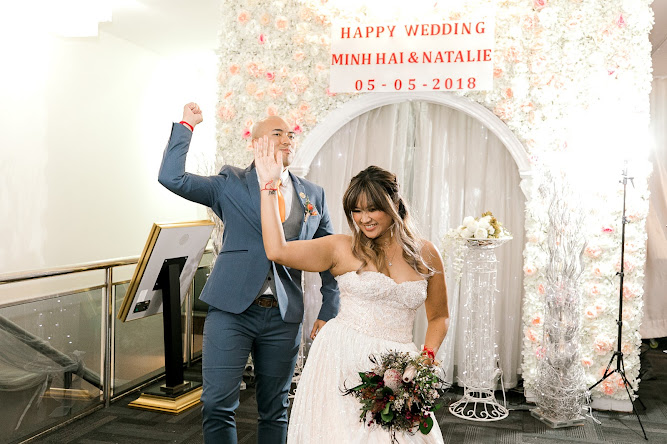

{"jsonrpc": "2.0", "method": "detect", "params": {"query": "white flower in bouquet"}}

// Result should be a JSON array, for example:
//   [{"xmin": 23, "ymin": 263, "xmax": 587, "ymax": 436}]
[{"xmin": 402, "ymin": 365, "xmax": 418, "ymax": 383}]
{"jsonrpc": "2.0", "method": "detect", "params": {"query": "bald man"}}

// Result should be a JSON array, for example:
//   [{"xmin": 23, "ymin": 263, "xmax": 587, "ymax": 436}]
[{"xmin": 158, "ymin": 103, "xmax": 339, "ymax": 443}]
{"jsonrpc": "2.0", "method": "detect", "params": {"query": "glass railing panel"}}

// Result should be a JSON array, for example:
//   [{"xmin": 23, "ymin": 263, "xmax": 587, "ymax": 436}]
[
  {"xmin": 113, "ymin": 282, "xmax": 167, "ymax": 396},
  {"xmin": 0, "ymin": 288, "xmax": 104, "ymax": 444}
]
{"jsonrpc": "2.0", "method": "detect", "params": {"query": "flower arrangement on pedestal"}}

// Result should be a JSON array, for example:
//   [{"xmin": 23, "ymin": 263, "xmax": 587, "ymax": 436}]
[{"xmin": 441, "ymin": 211, "xmax": 511, "ymax": 281}]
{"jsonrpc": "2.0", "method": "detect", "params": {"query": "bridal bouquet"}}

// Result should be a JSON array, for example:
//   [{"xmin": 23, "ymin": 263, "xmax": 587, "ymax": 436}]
[{"xmin": 344, "ymin": 351, "xmax": 447, "ymax": 443}]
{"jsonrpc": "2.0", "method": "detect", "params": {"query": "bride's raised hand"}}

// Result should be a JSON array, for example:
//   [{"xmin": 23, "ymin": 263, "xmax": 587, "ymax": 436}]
[{"xmin": 253, "ymin": 135, "xmax": 283, "ymax": 188}]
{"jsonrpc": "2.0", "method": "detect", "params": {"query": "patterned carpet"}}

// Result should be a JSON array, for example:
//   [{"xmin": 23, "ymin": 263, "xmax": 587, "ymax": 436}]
[{"xmin": 30, "ymin": 346, "xmax": 667, "ymax": 444}]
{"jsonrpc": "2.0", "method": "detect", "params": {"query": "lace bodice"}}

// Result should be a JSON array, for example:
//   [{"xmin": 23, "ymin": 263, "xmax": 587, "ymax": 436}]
[{"xmin": 333, "ymin": 271, "xmax": 428, "ymax": 344}]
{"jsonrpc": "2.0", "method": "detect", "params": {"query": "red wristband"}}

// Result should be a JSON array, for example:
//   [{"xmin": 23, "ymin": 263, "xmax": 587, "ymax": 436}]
[
  {"xmin": 179, "ymin": 121, "xmax": 194, "ymax": 131},
  {"xmin": 422, "ymin": 347, "xmax": 435, "ymax": 360}
]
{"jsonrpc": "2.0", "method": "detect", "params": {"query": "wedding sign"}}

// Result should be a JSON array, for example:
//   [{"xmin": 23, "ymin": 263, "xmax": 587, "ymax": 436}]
[{"xmin": 330, "ymin": 19, "xmax": 495, "ymax": 93}]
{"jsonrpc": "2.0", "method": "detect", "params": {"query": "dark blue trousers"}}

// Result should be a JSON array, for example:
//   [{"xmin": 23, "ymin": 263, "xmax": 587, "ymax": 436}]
[{"xmin": 201, "ymin": 304, "xmax": 301, "ymax": 444}]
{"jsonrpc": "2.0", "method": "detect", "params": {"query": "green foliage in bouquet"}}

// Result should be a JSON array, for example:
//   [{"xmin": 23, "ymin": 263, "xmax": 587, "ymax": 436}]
[{"xmin": 343, "ymin": 351, "xmax": 448, "ymax": 443}]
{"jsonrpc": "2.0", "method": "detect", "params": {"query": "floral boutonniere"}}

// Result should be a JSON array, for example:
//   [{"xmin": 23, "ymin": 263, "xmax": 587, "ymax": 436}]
[{"xmin": 300, "ymin": 192, "xmax": 318, "ymax": 222}]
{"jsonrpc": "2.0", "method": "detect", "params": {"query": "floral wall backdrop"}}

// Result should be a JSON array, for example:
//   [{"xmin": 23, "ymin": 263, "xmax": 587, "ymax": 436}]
[{"xmin": 216, "ymin": 0, "xmax": 653, "ymax": 402}]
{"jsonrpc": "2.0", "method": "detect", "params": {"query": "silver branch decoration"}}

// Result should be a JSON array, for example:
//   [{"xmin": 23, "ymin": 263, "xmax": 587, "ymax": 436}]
[{"xmin": 533, "ymin": 172, "xmax": 589, "ymax": 423}]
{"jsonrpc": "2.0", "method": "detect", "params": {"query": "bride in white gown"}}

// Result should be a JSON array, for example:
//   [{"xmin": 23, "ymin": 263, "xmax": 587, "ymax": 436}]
[{"xmin": 254, "ymin": 139, "xmax": 449, "ymax": 443}]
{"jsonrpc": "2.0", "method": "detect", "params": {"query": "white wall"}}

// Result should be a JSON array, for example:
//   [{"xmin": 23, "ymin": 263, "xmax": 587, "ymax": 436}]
[{"xmin": 0, "ymin": 10, "xmax": 217, "ymax": 276}]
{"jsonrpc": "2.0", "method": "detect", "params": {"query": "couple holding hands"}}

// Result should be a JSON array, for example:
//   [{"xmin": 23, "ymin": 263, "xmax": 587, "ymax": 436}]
[{"xmin": 159, "ymin": 103, "xmax": 449, "ymax": 443}]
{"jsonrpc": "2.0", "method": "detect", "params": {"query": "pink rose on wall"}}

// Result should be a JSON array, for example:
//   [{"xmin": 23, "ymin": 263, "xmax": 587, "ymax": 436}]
[
  {"xmin": 315, "ymin": 14, "xmax": 330, "ymax": 26},
  {"xmin": 585, "ymin": 245, "xmax": 602, "ymax": 258},
  {"xmin": 615, "ymin": 259, "xmax": 635, "ymax": 273},
  {"xmin": 523, "ymin": 264, "xmax": 537, "ymax": 276},
  {"xmin": 533, "ymin": 0, "xmax": 547, "ymax": 10},
  {"xmin": 246, "ymin": 82, "xmax": 258, "ymax": 95},
  {"xmin": 594, "ymin": 336, "xmax": 613, "ymax": 355},
  {"xmin": 622, "ymin": 307, "xmax": 633, "ymax": 321},
  {"xmin": 622, "ymin": 342, "xmax": 632, "ymax": 355},
  {"xmin": 535, "ymin": 346, "xmax": 546, "ymax": 359},
  {"xmin": 265, "ymin": 71, "xmax": 275, "ymax": 82},
  {"xmin": 258, "ymin": 34, "xmax": 267, "ymax": 44},
  {"xmin": 268, "ymin": 84, "xmax": 284, "ymax": 98},
  {"xmin": 293, "ymin": 124, "xmax": 302, "ymax": 134},
  {"xmin": 616, "ymin": 14, "xmax": 626, "ymax": 28},
  {"xmin": 260, "ymin": 13, "xmax": 271, "ymax": 26},
  {"xmin": 602, "ymin": 381, "xmax": 617, "ymax": 395},
  {"xmin": 522, "ymin": 14, "xmax": 538, "ymax": 31},
  {"xmin": 229, "ymin": 64, "xmax": 240, "ymax": 75},
  {"xmin": 246, "ymin": 62, "xmax": 262, "ymax": 77},
  {"xmin": 292, "ymin": 33, "xmax": 305, "ymax": 45},
  {"xmin": 221, "ymin": 90, "xmax": 233, "ymax": 100},
  {"xmin": 237, "ymin": 11, "xmax": 250, "ymax": 24},
  {"xmin": 242, "ymin": 128, "xmax": 251, "ymax": 139},
  {"xmin": 537, "ymin": 283, "xmax": 545, "ymax": 295},
  {"xmin": 276, "ymin": 16, "xmax": 288, "ymax": 30},
  {"xmin": 218, "ymin": 105, "xmax": 236, "ymax": 121},
  {"xmin": 506, "ymin": 47, "xmax": 521, "ymax": 63},
  {"xmin": 581, "ymin": 357, "xmax": 593, "ymax": 368},
  {"xmin": 293, "ymin": 51, "xmax": 305, "ymax": 62},
  {"xmin": 531, "ymin": 315, "xmax": 542, "ymax": 326},
  {"xmin": 601, "ymin": 226, "xmax": 615, "ymax": 234},
  {"xmin": 291, "ymin": 74, "xmax": 310, "ymax": 94},
  {"xmin": 584, "ymin": 306, "xmax": 598, "ymax": 319},
  {"xmin": 588, "ymin": 284, "xmax": 601, "ymax": 297},
  {"xmin": 622, "ymin": 284, "xmax": 637, "ymax": 301},
  {"xmin": 566, "ymin": 14, "xmax": 581, "ymax": 30},
  {"xmin": 525, "ymin": 328, "xmax": 538, "ymax": 343},
  {"xmin": 255, "ymin": 90, "xmax": 266, "ymax": 100},
  {"xmin": 493, "ymin": 67, "xmax": 503, "ymax": 78},
  {"xmin": 494, "ymin": 101, "xmax": 514, "ymax": 120}
]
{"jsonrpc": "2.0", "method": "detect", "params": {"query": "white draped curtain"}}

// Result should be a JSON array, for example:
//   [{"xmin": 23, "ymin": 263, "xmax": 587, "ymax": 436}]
[
  {"xmin": 641, "ymin": 79, "xmax": 667, "ymax": 338},
  {"xmin": 301, "ymin": 101, "xmax": 526, "ymax": 387}
]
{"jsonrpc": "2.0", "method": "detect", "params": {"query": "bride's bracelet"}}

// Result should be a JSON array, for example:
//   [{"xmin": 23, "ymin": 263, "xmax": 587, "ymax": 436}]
[{"xmin": 421, "ymin": 346, "xmax": 435, "ymax": 361}]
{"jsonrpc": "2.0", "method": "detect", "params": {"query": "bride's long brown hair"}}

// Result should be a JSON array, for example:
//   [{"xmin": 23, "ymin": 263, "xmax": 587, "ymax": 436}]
[{"xmin": 342, "ymin": 166, "xmax": 433, "ymax": 277}]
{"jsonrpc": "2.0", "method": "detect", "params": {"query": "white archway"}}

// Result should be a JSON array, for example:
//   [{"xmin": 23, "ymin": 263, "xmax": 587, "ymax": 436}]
[{"xmin": 291, "ymin": 92, "xmax": 532, "ymax": 196}]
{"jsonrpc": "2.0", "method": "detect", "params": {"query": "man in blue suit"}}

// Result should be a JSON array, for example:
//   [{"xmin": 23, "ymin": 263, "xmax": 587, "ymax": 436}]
[{"xmin": 158, "ymin": 103, "xmax": 339, "ymax": 443}]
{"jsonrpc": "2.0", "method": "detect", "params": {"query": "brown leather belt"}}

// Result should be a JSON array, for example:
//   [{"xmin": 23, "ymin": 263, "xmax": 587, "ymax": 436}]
[{"xmin": 253, "ymin": 296, "xmax": 279, "ymax": 308}]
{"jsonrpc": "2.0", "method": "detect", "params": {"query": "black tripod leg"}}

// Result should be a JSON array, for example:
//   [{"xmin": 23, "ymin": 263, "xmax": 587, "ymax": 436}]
[
  {"xmin": 619, "ymin": 374, "xmax": 648, "ymax": 440},
  {"xmin": 589, "ymin": 353, "xmax": 617, "ymax": 391}
]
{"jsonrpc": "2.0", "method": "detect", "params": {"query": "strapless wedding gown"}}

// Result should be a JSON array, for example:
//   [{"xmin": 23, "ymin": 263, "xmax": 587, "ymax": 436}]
[{"xmin": 287, "ymin": 271, "xmax": 444, "ymax": 444}]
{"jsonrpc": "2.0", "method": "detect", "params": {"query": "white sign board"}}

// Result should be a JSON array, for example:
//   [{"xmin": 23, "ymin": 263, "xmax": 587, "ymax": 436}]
[{"xmin": 330, "ymin": 20, "xmax": 495, "ymax": 93}]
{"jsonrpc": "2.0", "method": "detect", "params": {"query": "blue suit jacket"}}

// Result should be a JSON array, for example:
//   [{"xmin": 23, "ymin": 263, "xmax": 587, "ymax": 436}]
[{"xmin": 158, "ymin": 123, "xmax": 340, "ymax": 323}]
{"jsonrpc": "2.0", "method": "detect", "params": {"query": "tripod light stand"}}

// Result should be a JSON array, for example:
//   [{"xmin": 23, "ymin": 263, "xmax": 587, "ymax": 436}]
[{"xmin": 588, "ymin": 163, "xmax": 647, "ymax": 440}]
